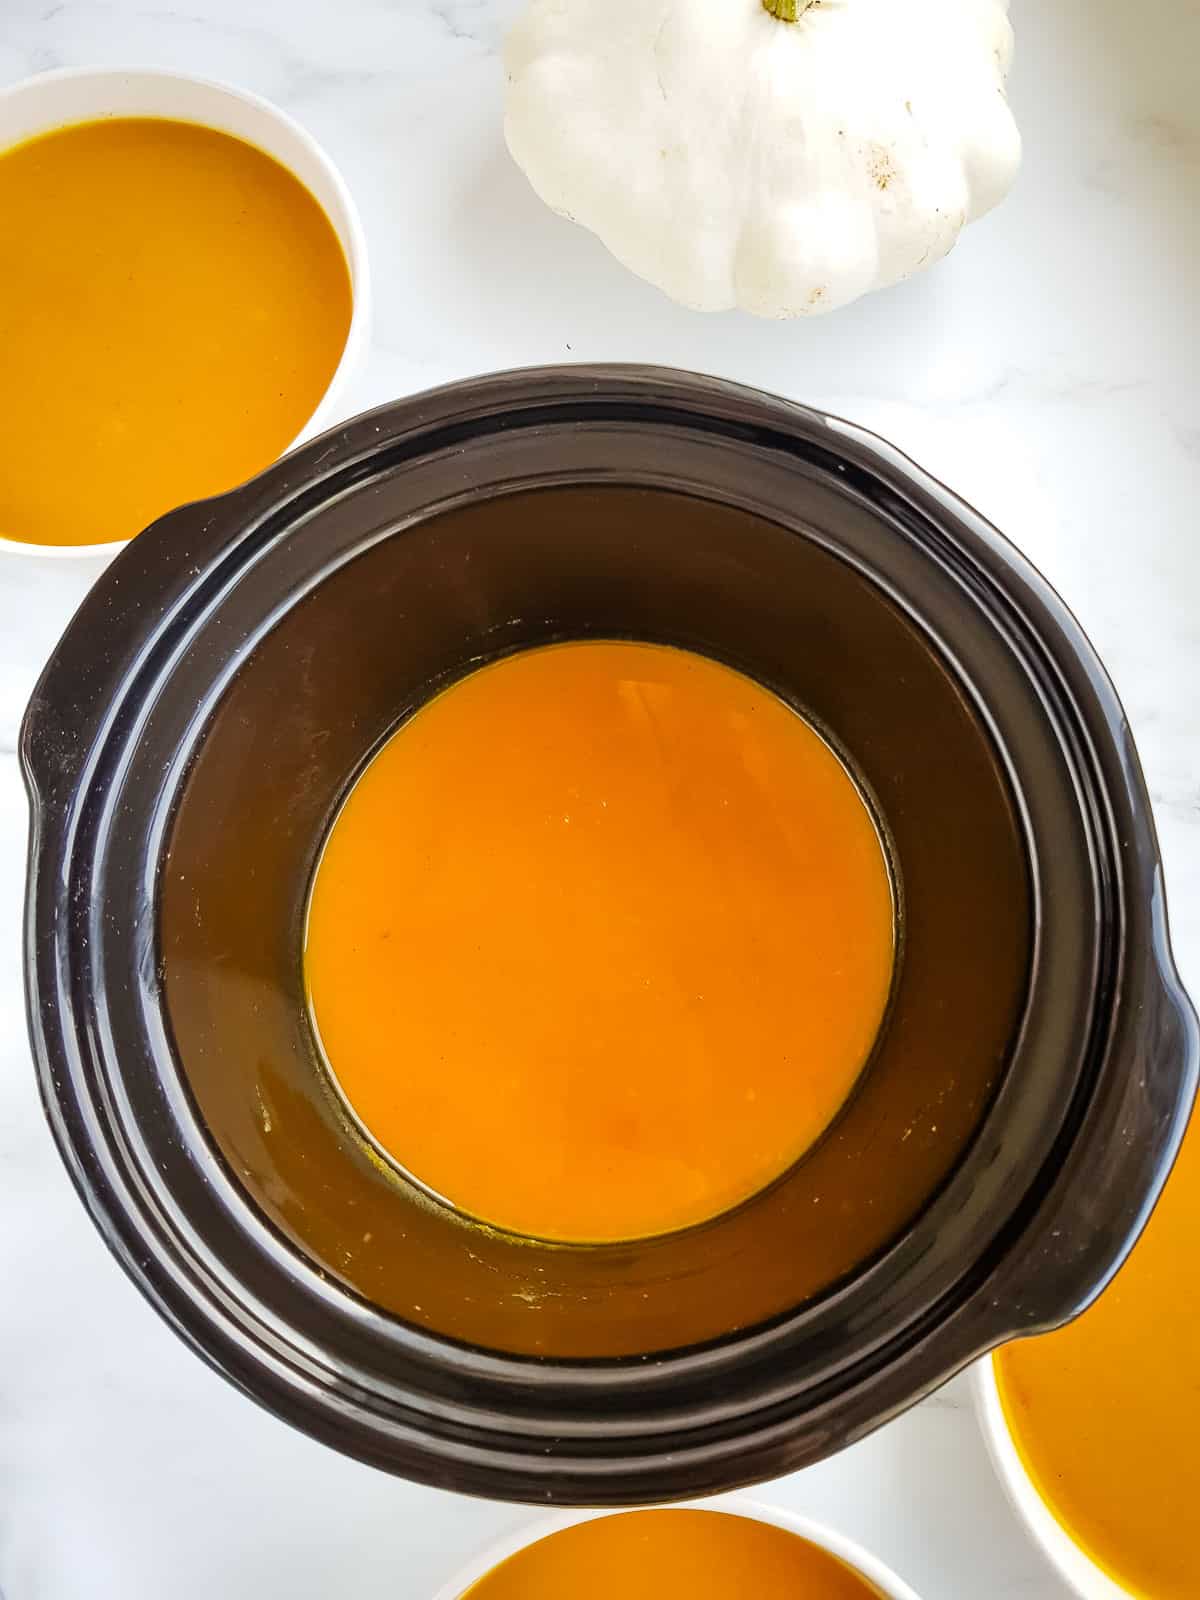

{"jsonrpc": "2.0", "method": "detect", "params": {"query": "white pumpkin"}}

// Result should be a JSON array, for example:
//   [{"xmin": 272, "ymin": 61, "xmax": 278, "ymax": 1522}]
[{"xmin": 504, "ymin": 0, "xmax": 1021, "ymax": 317}]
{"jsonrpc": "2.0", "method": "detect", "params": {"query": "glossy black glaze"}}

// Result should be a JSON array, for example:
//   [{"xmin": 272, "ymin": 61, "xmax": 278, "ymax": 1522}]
[{"xmin": 21, "ymin": 367, "xmax": 1198, "ymax": 1502}]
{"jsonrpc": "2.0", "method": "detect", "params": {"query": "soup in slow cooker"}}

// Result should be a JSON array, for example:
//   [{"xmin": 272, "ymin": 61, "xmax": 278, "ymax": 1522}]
[{"xmin": 305, "ymin": 640, "xmax": 895, "ymax": 1244}]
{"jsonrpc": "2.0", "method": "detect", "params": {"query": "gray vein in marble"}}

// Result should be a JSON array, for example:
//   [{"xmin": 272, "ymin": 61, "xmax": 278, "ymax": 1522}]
[{"xmin": 429, "ymin": 0, "xmax": 505, "ymax": 52}]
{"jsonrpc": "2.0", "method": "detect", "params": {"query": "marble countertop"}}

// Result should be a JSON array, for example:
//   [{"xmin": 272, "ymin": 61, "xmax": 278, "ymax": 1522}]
[{"xmin": 2, "ymin": 1, "xmax": 1197, "ymax": 1595}]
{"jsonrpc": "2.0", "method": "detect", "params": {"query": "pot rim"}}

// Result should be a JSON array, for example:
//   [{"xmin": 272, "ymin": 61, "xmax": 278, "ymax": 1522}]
[{"xmin": 20, "ymin": 366, "xmax": 1198, "ymax": 1500}]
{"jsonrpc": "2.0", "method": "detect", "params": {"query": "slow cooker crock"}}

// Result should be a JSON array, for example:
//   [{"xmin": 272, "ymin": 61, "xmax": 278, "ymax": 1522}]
[{"xmin": 21, "ymin": 367, "xmax": 1198, "ymax": 1502}]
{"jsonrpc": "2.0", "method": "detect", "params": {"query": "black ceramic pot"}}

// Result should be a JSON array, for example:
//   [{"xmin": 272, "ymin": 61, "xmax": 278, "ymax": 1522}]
[{"xmin": 21, "ymin": 367, "xmax": 1198, "ymax": 1502}]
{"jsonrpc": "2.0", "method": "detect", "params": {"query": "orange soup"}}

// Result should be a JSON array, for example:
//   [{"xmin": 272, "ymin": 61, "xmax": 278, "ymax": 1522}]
[
  {"xmin": 995, "ymin": 1104, "xmax": 1200, "ymax": 1598},
  {"xmin": 305, "ymin": 640, "xmax": 895, "ymax": 1243},
  {"xmin": 0, "ymin": 117, "xmax": 351, "ymax": 548},
  {"xmin": 460, "ymin": 1510, "xmax": 889, "ymax": 1600}
]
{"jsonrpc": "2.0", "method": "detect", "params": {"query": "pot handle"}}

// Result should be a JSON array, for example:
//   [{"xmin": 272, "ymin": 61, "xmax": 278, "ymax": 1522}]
[
  {"xmin": 983, "ymin": 882, "xmax": 1198, "ymax": 1346},
  {"xmin": 19, "ymin": 492, "xmax": 246, "ymax": 819}
]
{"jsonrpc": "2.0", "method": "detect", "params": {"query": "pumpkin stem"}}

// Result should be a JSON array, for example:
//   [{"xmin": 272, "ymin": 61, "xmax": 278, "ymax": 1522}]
[{"xmin": 762, "ymin": 0, "xmax": 815, "ymax": 20}]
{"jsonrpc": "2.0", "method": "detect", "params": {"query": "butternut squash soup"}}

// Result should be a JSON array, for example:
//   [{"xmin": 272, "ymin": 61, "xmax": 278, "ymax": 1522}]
[
  {"xmin": 0, "ymin": 116, "xmax": 351, "ymax": 548},
  {"xmin": 305, "ymin": 640, "xmax": 895, "ymax": 1244},
  {"xmin": 995, "ymin": 1103, "xmax": 1200, "ymax": 1598},
  {"xmin": 459, "ymin": 1510, "xmax": 889, "ymax": 1600}
]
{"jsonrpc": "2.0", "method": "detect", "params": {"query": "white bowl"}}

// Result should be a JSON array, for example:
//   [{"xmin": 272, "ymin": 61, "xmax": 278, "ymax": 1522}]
[
  {"xmin": 431, "ymin": 1496, "xmax": 925, "ymax": 1600},
  {"xmin": 0, "ymin": 65, "xmax": 370, "ymax": 561},
  {"xmin": 972, "ymin": 1357, "xmax": 1130, "ymax": 1599}
]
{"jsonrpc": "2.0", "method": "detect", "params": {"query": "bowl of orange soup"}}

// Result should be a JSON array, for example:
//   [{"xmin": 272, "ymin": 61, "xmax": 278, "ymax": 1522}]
[
  {"xmin": 20, "ymin": 367, "xmax": 1198, "ymax": 1500},
  {"xmin": 433, "ymin": 1502, "xmax": 922, "ymax": 1600},
  {"xmin": 0, "ymin": 67, "xmax": 367, "ymax": 558},
  {"xmin": 975, "ymin": 1090, "xmax": 1200, "ymax": 1599}
]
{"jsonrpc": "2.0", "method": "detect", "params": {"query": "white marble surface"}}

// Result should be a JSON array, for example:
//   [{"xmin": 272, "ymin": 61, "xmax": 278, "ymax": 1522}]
[{"xmin": 1, "ymin": 1, "xmax": 1198, "ymax": 1595}]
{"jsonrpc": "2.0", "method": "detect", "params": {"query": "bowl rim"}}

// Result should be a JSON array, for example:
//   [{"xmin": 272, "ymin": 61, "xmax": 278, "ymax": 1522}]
[
  {"xmin": 428, "ymin": 1496, "xmax": 925, "ymax": 1600},
  {"xmin": 0, "ymin": 63, "xmax": 370, "ymax": 561},
  {"xmin": 971, "ymin": 1356, "xmax": 1131, "ymax": 1600}
]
